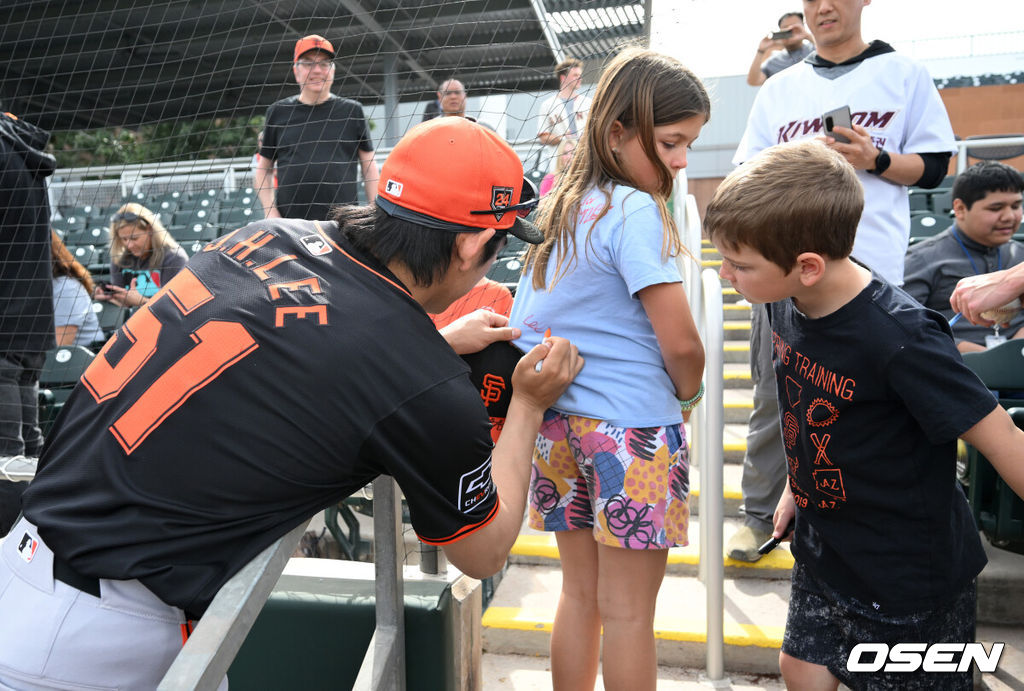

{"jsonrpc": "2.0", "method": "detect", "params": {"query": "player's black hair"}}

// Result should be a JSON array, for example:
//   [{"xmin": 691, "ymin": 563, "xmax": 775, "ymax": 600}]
[
  {"xmin": 334, "ymin": 205, "xmax": 505, "ymax": 287},
  {"xmin": 952, "ymin": 161, "xmax": 1024, "ymax": 210}
]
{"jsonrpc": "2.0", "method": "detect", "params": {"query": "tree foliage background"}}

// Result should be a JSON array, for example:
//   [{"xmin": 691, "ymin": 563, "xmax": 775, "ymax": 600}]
[{"xmin": 49, "ymin": 116, "xmax": 265, "ymax": 169}]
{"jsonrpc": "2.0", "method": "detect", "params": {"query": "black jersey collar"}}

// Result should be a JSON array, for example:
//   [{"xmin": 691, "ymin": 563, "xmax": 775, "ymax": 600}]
[{"xmin": 805, "ymin": 40, "xmax": 894, "ymax": 68}]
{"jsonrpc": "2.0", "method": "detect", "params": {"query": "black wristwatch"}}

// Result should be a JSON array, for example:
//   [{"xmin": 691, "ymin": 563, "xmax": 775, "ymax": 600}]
[{"xmin": 868, "ymin": 148, "xmax": 891, "ymax": 176}]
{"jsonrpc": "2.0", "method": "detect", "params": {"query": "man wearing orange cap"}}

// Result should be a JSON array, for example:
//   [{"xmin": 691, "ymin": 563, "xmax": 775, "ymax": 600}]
[
  {"xmin": 0, "ymin": 116, "xmax": 581, "ymax": 689},
  {"xmin": 255, "ymin": 35, "xmax": 379, "ymax": 221}
]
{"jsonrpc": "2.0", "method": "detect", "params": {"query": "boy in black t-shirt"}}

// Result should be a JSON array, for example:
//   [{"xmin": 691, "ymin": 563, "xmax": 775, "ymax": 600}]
[{"xmin": 706, "ymin": 139, "xmax": 1024, "ymax": 690}]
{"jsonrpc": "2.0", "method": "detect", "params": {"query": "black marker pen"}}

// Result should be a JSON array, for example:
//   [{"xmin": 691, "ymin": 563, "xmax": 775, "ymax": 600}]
[{"xmin": 757, "ymin": 520, "xmax": 795, "ymax": 555}]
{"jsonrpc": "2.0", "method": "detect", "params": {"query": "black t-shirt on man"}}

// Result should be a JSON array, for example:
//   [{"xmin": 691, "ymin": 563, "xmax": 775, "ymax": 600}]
[
  {"xmin": 260, "ymin": 95, "xmax": 373, "ymax": 221},
  {"xmin": 24, "ymin": 218, "xmax": 497, "ymax": 617}
]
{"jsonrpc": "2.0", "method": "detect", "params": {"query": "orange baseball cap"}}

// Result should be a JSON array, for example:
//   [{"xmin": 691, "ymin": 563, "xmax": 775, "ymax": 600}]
[
  {"xmin": 294, "ymin": 35, "xmax": 335, "ymax": 62},
  {"xmin": 376, "ymin": 117, "xmax": 543, "ymax": 244}
]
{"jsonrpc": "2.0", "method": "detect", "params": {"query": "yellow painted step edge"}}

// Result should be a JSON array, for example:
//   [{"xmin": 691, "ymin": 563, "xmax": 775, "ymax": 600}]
[
  {"xmin": 483, "ymin": 606, "xmax": 785, "ymax": 649},
  {"xmin": 510, "ymin": 534, "xmax": 794, "ymax": 571},
  {"xmin": 725, "ymin": 401, "xmax": 753, "ymax": 409}
]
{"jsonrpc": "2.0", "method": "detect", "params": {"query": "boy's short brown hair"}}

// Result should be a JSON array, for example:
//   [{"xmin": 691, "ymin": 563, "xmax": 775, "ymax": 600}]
[{"xmin": 704, "ymin": 140, "xmax": 864, "ymax": 271}]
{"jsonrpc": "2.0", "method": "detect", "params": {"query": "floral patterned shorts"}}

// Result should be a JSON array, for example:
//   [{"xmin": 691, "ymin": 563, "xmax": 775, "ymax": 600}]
[{"xmin": 527, "ymin": 411, "xmax": 690, "ymax": 549}]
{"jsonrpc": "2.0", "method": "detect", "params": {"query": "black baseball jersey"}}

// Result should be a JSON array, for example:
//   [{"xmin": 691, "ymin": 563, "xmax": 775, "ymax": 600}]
[
  {"xmin": 24, "ymin": 218, "xmax": 497, "ymax": 616},
  {"xmin": 260, "ymin": 95, "xmax": 373, "ymax": 220}
]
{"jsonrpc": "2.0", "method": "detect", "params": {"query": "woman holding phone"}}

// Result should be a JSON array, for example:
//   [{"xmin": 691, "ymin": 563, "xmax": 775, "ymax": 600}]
[{"xmin": 95, "ymin": 203, "xmax": 187, "ymax": 309}]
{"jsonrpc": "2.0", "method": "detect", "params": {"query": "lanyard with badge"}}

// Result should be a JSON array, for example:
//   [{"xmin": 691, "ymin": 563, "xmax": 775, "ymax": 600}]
[{"xmin": 951, "ymin": 228, "xmax": 1018, "ymax": 347}]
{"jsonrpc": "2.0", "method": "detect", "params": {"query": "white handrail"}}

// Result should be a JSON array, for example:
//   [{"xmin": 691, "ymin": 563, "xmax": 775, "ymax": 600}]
[
  {"xmin": 955, "ymin": 135, "xmax": 1024, "ymax": 173},
  {"xmin": 699, "ymin": 268, "xmax": 726, "ymax": 683}
]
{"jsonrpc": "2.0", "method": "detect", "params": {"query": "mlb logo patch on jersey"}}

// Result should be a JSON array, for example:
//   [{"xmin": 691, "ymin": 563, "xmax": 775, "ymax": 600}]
[
  {"xmin": 385, "ymin": 179, "xmax": 403, "ymax": 197},
  {"xmin": 458, "ymin": 457, "xmax": 495, "ymax": 512},
  {"xmin": 300, "ymin": 235, "xmax": 332, "ymax": 256},
  {"xmin": 17, "ymin": 532, "xmax": 38, "ymax": 563}
]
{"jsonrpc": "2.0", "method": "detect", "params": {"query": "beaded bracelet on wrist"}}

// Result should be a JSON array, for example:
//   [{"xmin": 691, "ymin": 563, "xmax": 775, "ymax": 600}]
[{"xmin": 678, "ymin": 381, "xmax": 705, "ymax": 412}]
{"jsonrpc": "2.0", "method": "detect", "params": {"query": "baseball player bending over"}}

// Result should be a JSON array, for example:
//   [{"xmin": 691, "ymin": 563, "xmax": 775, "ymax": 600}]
[{"xmin": 0, "ymin": 117, "xmax": 582, "ymax": 690}]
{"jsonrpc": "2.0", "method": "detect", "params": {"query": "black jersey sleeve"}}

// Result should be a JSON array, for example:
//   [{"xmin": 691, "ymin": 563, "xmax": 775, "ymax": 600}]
[{"xmin": 364, "ymin": 374, "xmax": 498, "ymax": 544}]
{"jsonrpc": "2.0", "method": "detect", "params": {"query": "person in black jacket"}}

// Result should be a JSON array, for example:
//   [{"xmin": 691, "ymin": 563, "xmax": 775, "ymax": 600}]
[{"xmin": 0, "ymin": 112, "xmax": 56, "ymax": 533}]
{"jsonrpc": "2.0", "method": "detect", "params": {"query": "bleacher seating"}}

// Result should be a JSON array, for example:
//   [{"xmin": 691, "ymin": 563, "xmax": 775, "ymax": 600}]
[
  {"xmin": 930, "ymin": 189, "xmax": 954, "ymax": 215},
  {"xmin": 218, "ymin": 206, "xmax": 260, "ymax": 228},
  {"xmin": 171, "ymin": 207, "xmax": 216, "ymax": 227},
  {"xmin": 962, "ymin": 341, "xmax": 1024, "ymax": 554},
  {"xmin": 52, "ymin": 216, "xmax": 88, "ymax": 234},
  {"xmin": 37, "ymin": 345, "xmax": 95, "ymax": 437},
  {"xmin": 71, "ymin": 244, "xmax": 99, "ymax": 266},
  {"xmin": 909, "ymin": 212, "xmax": 949, "ymax": 239},
  {"xmin": 91, "ymin": 301, "xmax": 127, "ymax": 342},
  {"xmin": 148, "ymin": 192, "xmax": 183, "ymax": 215},
  {"xmin": 170, "ymin": 223, "xmax": 219, "ymax": 243}
]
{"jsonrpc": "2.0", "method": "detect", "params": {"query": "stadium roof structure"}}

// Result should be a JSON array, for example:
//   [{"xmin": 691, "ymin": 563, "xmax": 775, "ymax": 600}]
[{"xmin": 0, "ymin": 0, "xmax": 647, "ymax": 132}]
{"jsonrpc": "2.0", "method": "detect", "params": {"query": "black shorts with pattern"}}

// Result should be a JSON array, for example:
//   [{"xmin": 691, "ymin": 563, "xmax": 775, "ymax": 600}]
[{"xmin": 782, "ymin": 560, "xmax": 976, "ymax": 691}]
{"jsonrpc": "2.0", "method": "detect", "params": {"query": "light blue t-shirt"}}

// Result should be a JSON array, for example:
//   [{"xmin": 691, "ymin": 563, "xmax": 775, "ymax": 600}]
[
  {"xmin": 52, "ymin": 276, "xmax": 104, "ymax": 347},
  {"xmin": 510, "ymin": 185, "xmax": 684, "ymax": 428}
]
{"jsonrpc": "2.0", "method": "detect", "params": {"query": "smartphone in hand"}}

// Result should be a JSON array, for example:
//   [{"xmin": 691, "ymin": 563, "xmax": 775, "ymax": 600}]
[
  {"xmin": 96, "ymin": 281, "xmax": 116, "ymax": 294},
  {"xmin": 771, "ymin": 29, "xmax": 793, "ymax": 40},
  {"xmin": 823, "ymin": 105, "xmax": 853, "ymax": 144}
]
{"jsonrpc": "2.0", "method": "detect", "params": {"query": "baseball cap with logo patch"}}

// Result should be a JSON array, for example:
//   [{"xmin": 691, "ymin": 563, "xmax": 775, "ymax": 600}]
[
  {"xmin": 376, "ymin": 117, "xmax": 543, "ymax": 244},
  {"xmin": 294, "ymin": 35, "xmax": 335, "ymax": 62}
]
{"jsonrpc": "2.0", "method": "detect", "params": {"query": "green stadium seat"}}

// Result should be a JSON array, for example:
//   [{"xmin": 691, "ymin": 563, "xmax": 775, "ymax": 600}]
[
  {"xmin": 962, "ymin": 342, "xmax": 1024, "ymax": 554},
  {"xmin": 908, "ymin": 189, "xmax": 931, "ymax": 212},
  {"xmin": 91, "ymin": 301, "xmax": 127, "ymax": 341},
  {"xmin": 71, "ymin": 244, "xmax": 98, "ymax": 266},
  {"xmin": 173, "ymin": 223, "xmax": 219, "ymax": 243},
  {"xmin": 52, "ymin": 216, "xmax": 88, "ymax": 234},
  {"xmin": 909, "ymin": 212, "xmax": 949, "ymax": 239},
  {"xmin": 171, "ymin": 207, "xmax": 217, "ymax": 227},
  {"xmin": 37, "ymin": 345, "xmax": 95, "ymax": 437},
  {"xmin": 149, "ymin": 192, "xmax": 184, "ymax": 215},
  {"xmin": 61, "ymin": 205, "xmax": 102, "ymax": 220},
  {"xmin": 218, "ymin": 206, "xmax": 261, "ymax": 228},
  {"xmin": 930, "ymin": 189, "xmax": 954, "ymax": 215}
]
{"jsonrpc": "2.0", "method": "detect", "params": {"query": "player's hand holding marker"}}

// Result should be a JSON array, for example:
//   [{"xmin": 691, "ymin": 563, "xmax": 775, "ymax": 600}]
[
  {"xmin": 534, "ymin": 328, "xmax": 551, "ymax": 371},
  {"xmin": 514, "ymin": 328, "xmax": 583, "ymax": 412}
]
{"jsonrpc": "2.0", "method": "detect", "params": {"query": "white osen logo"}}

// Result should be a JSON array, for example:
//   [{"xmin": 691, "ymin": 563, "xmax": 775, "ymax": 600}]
[{"xmin": 847, "ymin": 642, "xmax": 1004, "ymax": 673}]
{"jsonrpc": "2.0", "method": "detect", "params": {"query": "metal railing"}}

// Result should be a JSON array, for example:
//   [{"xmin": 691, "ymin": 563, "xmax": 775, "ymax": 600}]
[
  {"xmin": 673, "ymin": 182, "xmax": 727, "ymax": 684},
  {"xmin": 353, "ymin": 476, "xmax": 407, "ymax": 691},
  {"xmin": 157, "ymin": 519, "xmax": 310, "ymax": 690},
  {"xmin": 955, "ymin": 135, "xmax": 1024, "ymax": 173},
  {"xmin": 157, "ymin": 477, "xmax": 411, "ymax": 690},
  {"xmin": 697, "ymin": 268, "xmax": 725, "ymax": 683}
]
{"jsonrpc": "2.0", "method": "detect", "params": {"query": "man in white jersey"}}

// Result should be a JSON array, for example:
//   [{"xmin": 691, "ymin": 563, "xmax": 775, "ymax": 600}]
[
  {"xmin": 726, "ymin": 0, "xmax": 957, "ymax": 561},
  {"xmin": 536, "ymin": 58, "xmax": 591, "ymax": 175}
]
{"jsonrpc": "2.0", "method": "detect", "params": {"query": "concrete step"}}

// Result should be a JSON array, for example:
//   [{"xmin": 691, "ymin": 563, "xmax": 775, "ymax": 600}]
[
  {"xmin": 481, "ymin": 652, "xmax": 785, "ymax": 689},
  {"xmin": 722, "ymin": 363, "xmax": 752, "ymax": 389},
  {"xmin": 724, "ymin": 340, "xmax": 751, "ymax": 365},
  {"xmin": 722, "ymin": 288, "xmax": 743, "ymax": 304},
  {"xmin": 722, "ymin": 388, "xmax": 753, "ymax": 424},
  {"xmin": 508, "ymin": 517, "xmax": 795, "ymax": 581},
  {"xmin": 689, "ymin": 461, "xmax": 743, "ymax": 517},
  {"xmin": 722, "ymin": 303, "xmax": 751, "ymax": 320},
  {"xmin": 489, "ymin": 529, "xmax": 792, "ymax": 675},
  {"xmin": 724, "ymin": 321, "xmax": 751, "ymax": 341},
  {"xmin": 978, "ymin": 624, "xmax": 1024, "ymax": 690}
]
